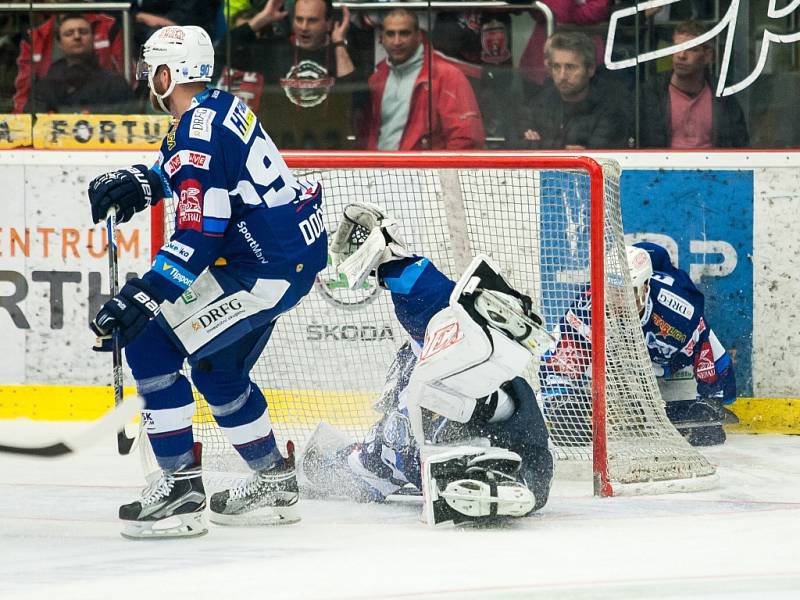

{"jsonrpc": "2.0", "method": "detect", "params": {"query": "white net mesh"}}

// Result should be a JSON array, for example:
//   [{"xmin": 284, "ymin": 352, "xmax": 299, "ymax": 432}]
[{"xmin": 156, "ymin": 157, "xmax": 716, "ymax": 495}]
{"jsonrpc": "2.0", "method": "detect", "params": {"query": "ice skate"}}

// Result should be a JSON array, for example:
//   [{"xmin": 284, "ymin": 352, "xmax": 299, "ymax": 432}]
[
  {"xmin": 119, "ymin": 462, "xmax": 207, "ymax": 540},
  {"xmin": 209, "ymin": 442, "xmax": 300, "ymax": 526}
]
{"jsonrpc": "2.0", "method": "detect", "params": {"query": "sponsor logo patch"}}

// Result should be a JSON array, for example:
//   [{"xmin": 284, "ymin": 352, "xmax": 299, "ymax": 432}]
[
  {"xmin": 152, "ymin": 255, "xmax": 196, "ymax": 290},
  {"xmin": 189, "ymin": 107, "xmax": 215, "ymax": 141},
  {"xmin": 166, "ymin": 126, "xmax": 177, "ymax": 150},
  {"xmin": 222, "ymin": 99, "xmax": 256, "ymax": 143},
  {"xmin": 694, "ymin": 342, "xmax": 717, "ymax": 383},
  {"xmin": 652, "ymin": 313, "xmax": 687, "ymax": 342},
  {"xmin": 657, "ymin": 288, "xmax": 694, "ymax": 319},
  {"xmin": 177, "ymin": 179, "xmax": 203, "ymax": 231},
  {"xmin": 190, "ymin": 296, "xmax": 246, "ymax": 335},
  {"xmin": 164, "ymin": 150, "xmax": 211, "ymax": 177},
  {"xmin": 163, "ymin": 239, "xmax": 195, "ymax": 261}
]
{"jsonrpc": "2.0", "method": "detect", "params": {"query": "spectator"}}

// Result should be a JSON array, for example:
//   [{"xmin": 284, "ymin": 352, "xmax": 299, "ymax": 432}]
[
  {"xmin": 361, "ymin": 8, "xmax": 485, "ymax": 150},
  {"xmin": 519, "ymin": 0, "xmax": 609, "ymax": 87},
  {"xmin": 217, "ymin": 0, "xmax": 366, "ymax": 149},
  {"xmin": 24, "ymin": 14, "xmax": 136, "ymax": 113},
  {"xmin": 521, "ymin": 31, "xmax": 630, "ymax": 149},
  {"xmin": 639, "ymin": 20, "xmax": 749, "ymax": 148},
  {"xmin": 132, "ymin": 1, "xmax": 221, "ymax": 48},
  {"xmin": 432, "ymin": 11, "xmax": 522, "ymax": 148},
  {"xmin": 13, "ymin": 12, "xmax": 123, "ymax": 113}
]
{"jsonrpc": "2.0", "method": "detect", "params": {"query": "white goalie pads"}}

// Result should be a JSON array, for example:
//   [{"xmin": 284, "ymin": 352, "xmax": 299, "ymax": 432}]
[
  {"xmin": 329, "ymin": 202, "xmax": 412, "ymax": 289},
  {"xmin": 404, "ymin": 255, "xmax": 554, "ymax": 441}
]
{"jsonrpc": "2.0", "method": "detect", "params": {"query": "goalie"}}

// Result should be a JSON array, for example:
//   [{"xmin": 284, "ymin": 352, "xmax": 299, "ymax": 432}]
[
  {"xmin": 302, "ymin": 203, "xmax": 555, "ymax": 526},
  {"xmin": 539, "ymin": 242, "xmax": 737, "ymax": 447}
]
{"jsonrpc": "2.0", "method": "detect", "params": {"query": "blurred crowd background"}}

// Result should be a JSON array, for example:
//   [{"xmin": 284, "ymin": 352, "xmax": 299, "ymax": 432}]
[{"xmin": 0, "ymin": 0, "xmax": 798, "ymax": 150}]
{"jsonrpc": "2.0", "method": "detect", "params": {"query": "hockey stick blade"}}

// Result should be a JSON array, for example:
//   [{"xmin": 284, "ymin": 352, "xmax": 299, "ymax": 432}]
[{"xmin": 0, "ymin": 395, "xmax": 143, "ymax": 457}]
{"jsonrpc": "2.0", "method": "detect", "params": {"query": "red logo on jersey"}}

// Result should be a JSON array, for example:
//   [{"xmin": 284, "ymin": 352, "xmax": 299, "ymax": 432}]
[
  {"xmin": 177, "ymin": 179, "xmax": 203, "ymax": 231},
  {"xmin": 188, "ymin": 151, "xmax": 209, "ymax": 167},
  {"xmin": 168, "ymin": 153, "xmax": 182, "ymax": 175},
  {"xmin": 694, "ymin": 341, "xmax": 717, "ymax": 383},
  {"xmin": 546, "ymin": 338, "xmax": 591, "ymax": 379}
]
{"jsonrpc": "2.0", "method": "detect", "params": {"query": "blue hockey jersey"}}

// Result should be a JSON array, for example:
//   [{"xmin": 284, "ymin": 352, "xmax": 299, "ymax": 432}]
[
  {"xmin": 539, "ymin": 242, "xmax": 736, "ymax": 404},
  {"xmin": 141, "ymin": 88, "xmax": 327, "ymax": 303}
]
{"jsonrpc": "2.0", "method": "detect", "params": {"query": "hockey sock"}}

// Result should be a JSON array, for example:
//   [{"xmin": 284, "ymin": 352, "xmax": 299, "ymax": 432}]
[
  {"xmin": 137, "ymin": 372, "xmax": 196, "ymax": 472},
  {"xmin": 204, "ymin": 380, "xmax": 282, "ymax": 471}
]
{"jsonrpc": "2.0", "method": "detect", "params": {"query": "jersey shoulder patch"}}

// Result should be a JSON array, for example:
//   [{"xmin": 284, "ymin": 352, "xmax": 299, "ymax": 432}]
[
  {"xmin": 655, "ymin": 286, "xmax": 695, "ymax": 320},
  {"xmin": 188, "ymin": 106, "xmax": 216, "ymax": 142},
  {"xmin": 221, "ymin": 95, "xmax": 257, "ymax": 144}
]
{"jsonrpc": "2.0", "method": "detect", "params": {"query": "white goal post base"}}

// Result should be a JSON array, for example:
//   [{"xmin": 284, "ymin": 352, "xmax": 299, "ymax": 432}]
[{"xmin": 148, "ymin": 151, "xmax": 718, "ymax": 498}]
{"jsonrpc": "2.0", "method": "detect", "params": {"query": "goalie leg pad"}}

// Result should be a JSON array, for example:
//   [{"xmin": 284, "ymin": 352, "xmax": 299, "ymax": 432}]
[{"xmin": 421, "ymin": 446, "xmax": 535, "ymax": 526}]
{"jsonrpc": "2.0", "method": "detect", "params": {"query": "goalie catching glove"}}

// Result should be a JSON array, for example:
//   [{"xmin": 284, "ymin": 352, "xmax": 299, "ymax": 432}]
[
  {"xmin": 90, "ymin": 278, "xmax": 164, "ymax": 350},
  {"xmin": 88, "ymin": 165, "xmax": 164, "ymax": 225},
  {"xmin": 329, "ymin": 202, "xmax": 412, "ymax": 289}
]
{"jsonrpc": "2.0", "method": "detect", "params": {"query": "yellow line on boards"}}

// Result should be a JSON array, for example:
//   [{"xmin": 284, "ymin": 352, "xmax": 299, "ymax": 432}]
[
  {"xmin": 1, "ymin": 386, "xmax": 798, "ymax": 434},
  {"xmin": 0, "ymin": 385, "xmax": 377, "ymax": 429}
]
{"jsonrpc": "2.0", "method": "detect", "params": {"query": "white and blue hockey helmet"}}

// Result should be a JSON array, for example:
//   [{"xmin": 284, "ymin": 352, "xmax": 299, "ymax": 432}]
[
  {"xmin": 136, "ymin": 26, "xmax": 213, "ymax": 109},
  {"xmin": 626, "ymin": 245, "xmax": 652, "ymax": 312}
]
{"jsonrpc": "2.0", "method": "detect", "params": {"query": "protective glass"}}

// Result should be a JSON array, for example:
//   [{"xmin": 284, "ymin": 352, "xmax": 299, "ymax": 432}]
[{"xmin": 135, "ymin": 54, "xmax": 152, "ymax": 81}]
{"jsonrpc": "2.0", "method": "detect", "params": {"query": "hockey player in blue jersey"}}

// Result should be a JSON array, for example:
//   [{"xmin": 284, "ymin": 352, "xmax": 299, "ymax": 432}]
[
  {"xmin": 87, "ymin": 26, "xmax": 327, "ymax": 538},
  {"xmin": 301, "ymin": 203, "xmax": 555, "ymax": 526},
  {"xmin": 540, "ymin": 242, "xmax": 736, "ymax": 447}
]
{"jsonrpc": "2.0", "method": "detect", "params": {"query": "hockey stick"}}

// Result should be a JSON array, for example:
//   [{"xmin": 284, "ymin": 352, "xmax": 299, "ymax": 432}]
[
  {"xmin": 106, "ymin": 208, "xmax": 136, "ymax": 455},
  {"xmin": 0, "ymin": 394, "xmax": 143, "ymax": 457}
]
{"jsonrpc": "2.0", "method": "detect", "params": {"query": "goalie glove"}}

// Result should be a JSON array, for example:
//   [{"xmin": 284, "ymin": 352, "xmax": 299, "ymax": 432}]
[
  {"xmin": 329, "ymin": 202, "xmax": 412, "ymax": 290},
  {"xmin": 88, "ymin": 165, "xmax": 164, "ymax": 225},
  {"xmin": 90, "ymin": 278, "xmax": 163, "ymax": 350}
]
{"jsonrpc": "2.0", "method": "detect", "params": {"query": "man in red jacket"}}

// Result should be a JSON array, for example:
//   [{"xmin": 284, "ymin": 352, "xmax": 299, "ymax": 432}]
[
  {"xmin": 13, "ymin": 12, "xmax": 124, "ymax": 114},
  {"xmin": 361, "ymin": 8, "xmax": 485, "ymax": 150}
]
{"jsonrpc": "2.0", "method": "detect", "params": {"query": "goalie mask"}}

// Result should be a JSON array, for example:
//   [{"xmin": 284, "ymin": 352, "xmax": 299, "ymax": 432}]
[
  {"xmin": 626, "ymin": 245, "xmax": 652, "ymax": 314},
  {"xmin": 136, "ymin": 26, "xmax": 214, "ymax": 113}
]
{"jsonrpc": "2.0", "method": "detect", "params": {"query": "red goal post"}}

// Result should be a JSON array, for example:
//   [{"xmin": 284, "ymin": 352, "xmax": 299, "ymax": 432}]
[{"xmin": 150, "ymin": 151, "xmax": 717, "ymax": 497}]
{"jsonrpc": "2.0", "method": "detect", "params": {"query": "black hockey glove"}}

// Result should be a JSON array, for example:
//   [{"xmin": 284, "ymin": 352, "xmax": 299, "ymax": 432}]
[
  {"xmin": 90, "ymin": 278, "xmax": 163, "ymax": 351},
  {"xmin": 88, "ymin": 165, "xmax": 164, "ymax": 224}
]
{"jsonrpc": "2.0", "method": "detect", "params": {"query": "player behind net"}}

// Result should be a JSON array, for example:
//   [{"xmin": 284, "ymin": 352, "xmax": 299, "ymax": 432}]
[
  {"xmin": 86, "ymin": 25, "xmax": 328, "ymax": 539},
  {"xmin": 301, "ymin": 203, "xmax": 556, "ymax": 526},
  {"xmin": 540, "ymin": 242, "xmax": 737, "ymax": 447}
]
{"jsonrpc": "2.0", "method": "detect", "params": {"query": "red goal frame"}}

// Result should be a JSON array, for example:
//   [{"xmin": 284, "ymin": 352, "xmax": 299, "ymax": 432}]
[{"xmin": 150, "ymin": 151, "xmax": 613, "ymax": 496}]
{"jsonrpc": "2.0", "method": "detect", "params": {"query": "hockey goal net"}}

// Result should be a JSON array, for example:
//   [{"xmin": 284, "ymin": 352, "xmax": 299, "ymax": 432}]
[{"xmin": 150, "ymin": 152, "xmax": 717, "ymax": 497}]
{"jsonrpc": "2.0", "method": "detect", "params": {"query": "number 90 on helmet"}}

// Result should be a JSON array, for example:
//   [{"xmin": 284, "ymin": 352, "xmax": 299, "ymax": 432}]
[{"xmin": 136, "ymin": 26, "xmax": 214, "ymax": 110}]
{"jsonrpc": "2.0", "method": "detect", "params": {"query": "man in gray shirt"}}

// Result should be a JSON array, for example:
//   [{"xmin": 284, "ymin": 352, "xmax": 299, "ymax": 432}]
[{"xmin": 361, "ymin": 9, "xmax": 484, "ymax": 151}]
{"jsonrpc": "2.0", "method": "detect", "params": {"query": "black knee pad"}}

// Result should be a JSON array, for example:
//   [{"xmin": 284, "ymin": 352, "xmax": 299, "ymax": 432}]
[{"xmin": 478, "ymin": 377, "xmax": 554, "ymax": 511}]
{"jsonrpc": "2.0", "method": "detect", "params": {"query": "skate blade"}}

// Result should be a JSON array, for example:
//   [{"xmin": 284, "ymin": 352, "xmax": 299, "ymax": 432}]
[
  {"xmin": 121, "ymin": 512, "xmax": 208, "ymax": 540},
  {"xmin": 209, "ymin": 504, "xmax": 300, "ymax": 527}
]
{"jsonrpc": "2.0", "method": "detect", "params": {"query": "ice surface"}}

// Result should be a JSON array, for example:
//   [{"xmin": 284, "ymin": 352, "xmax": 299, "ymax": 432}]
[{"xmin": 1, "ymin": 423, "xmax": 799, "ymax": 600}]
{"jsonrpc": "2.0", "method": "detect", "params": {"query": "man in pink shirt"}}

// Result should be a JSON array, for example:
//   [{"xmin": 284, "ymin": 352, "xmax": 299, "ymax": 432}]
[{"xmin": 640, "ymin": 20, "xmax": 748, "ymax": 148}]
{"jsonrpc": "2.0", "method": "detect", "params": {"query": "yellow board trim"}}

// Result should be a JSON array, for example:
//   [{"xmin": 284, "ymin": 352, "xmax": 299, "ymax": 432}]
[
  {"xmin": 726, "ymin": 398, "xmax": 800, "ymax": 435},
  {"xmin": 0, "ymin": 385, "xmax": 376, "ymax": 430},
  {"xmin": 1, "ymin": 386, "xmax": 798, "ymax": 434}
]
